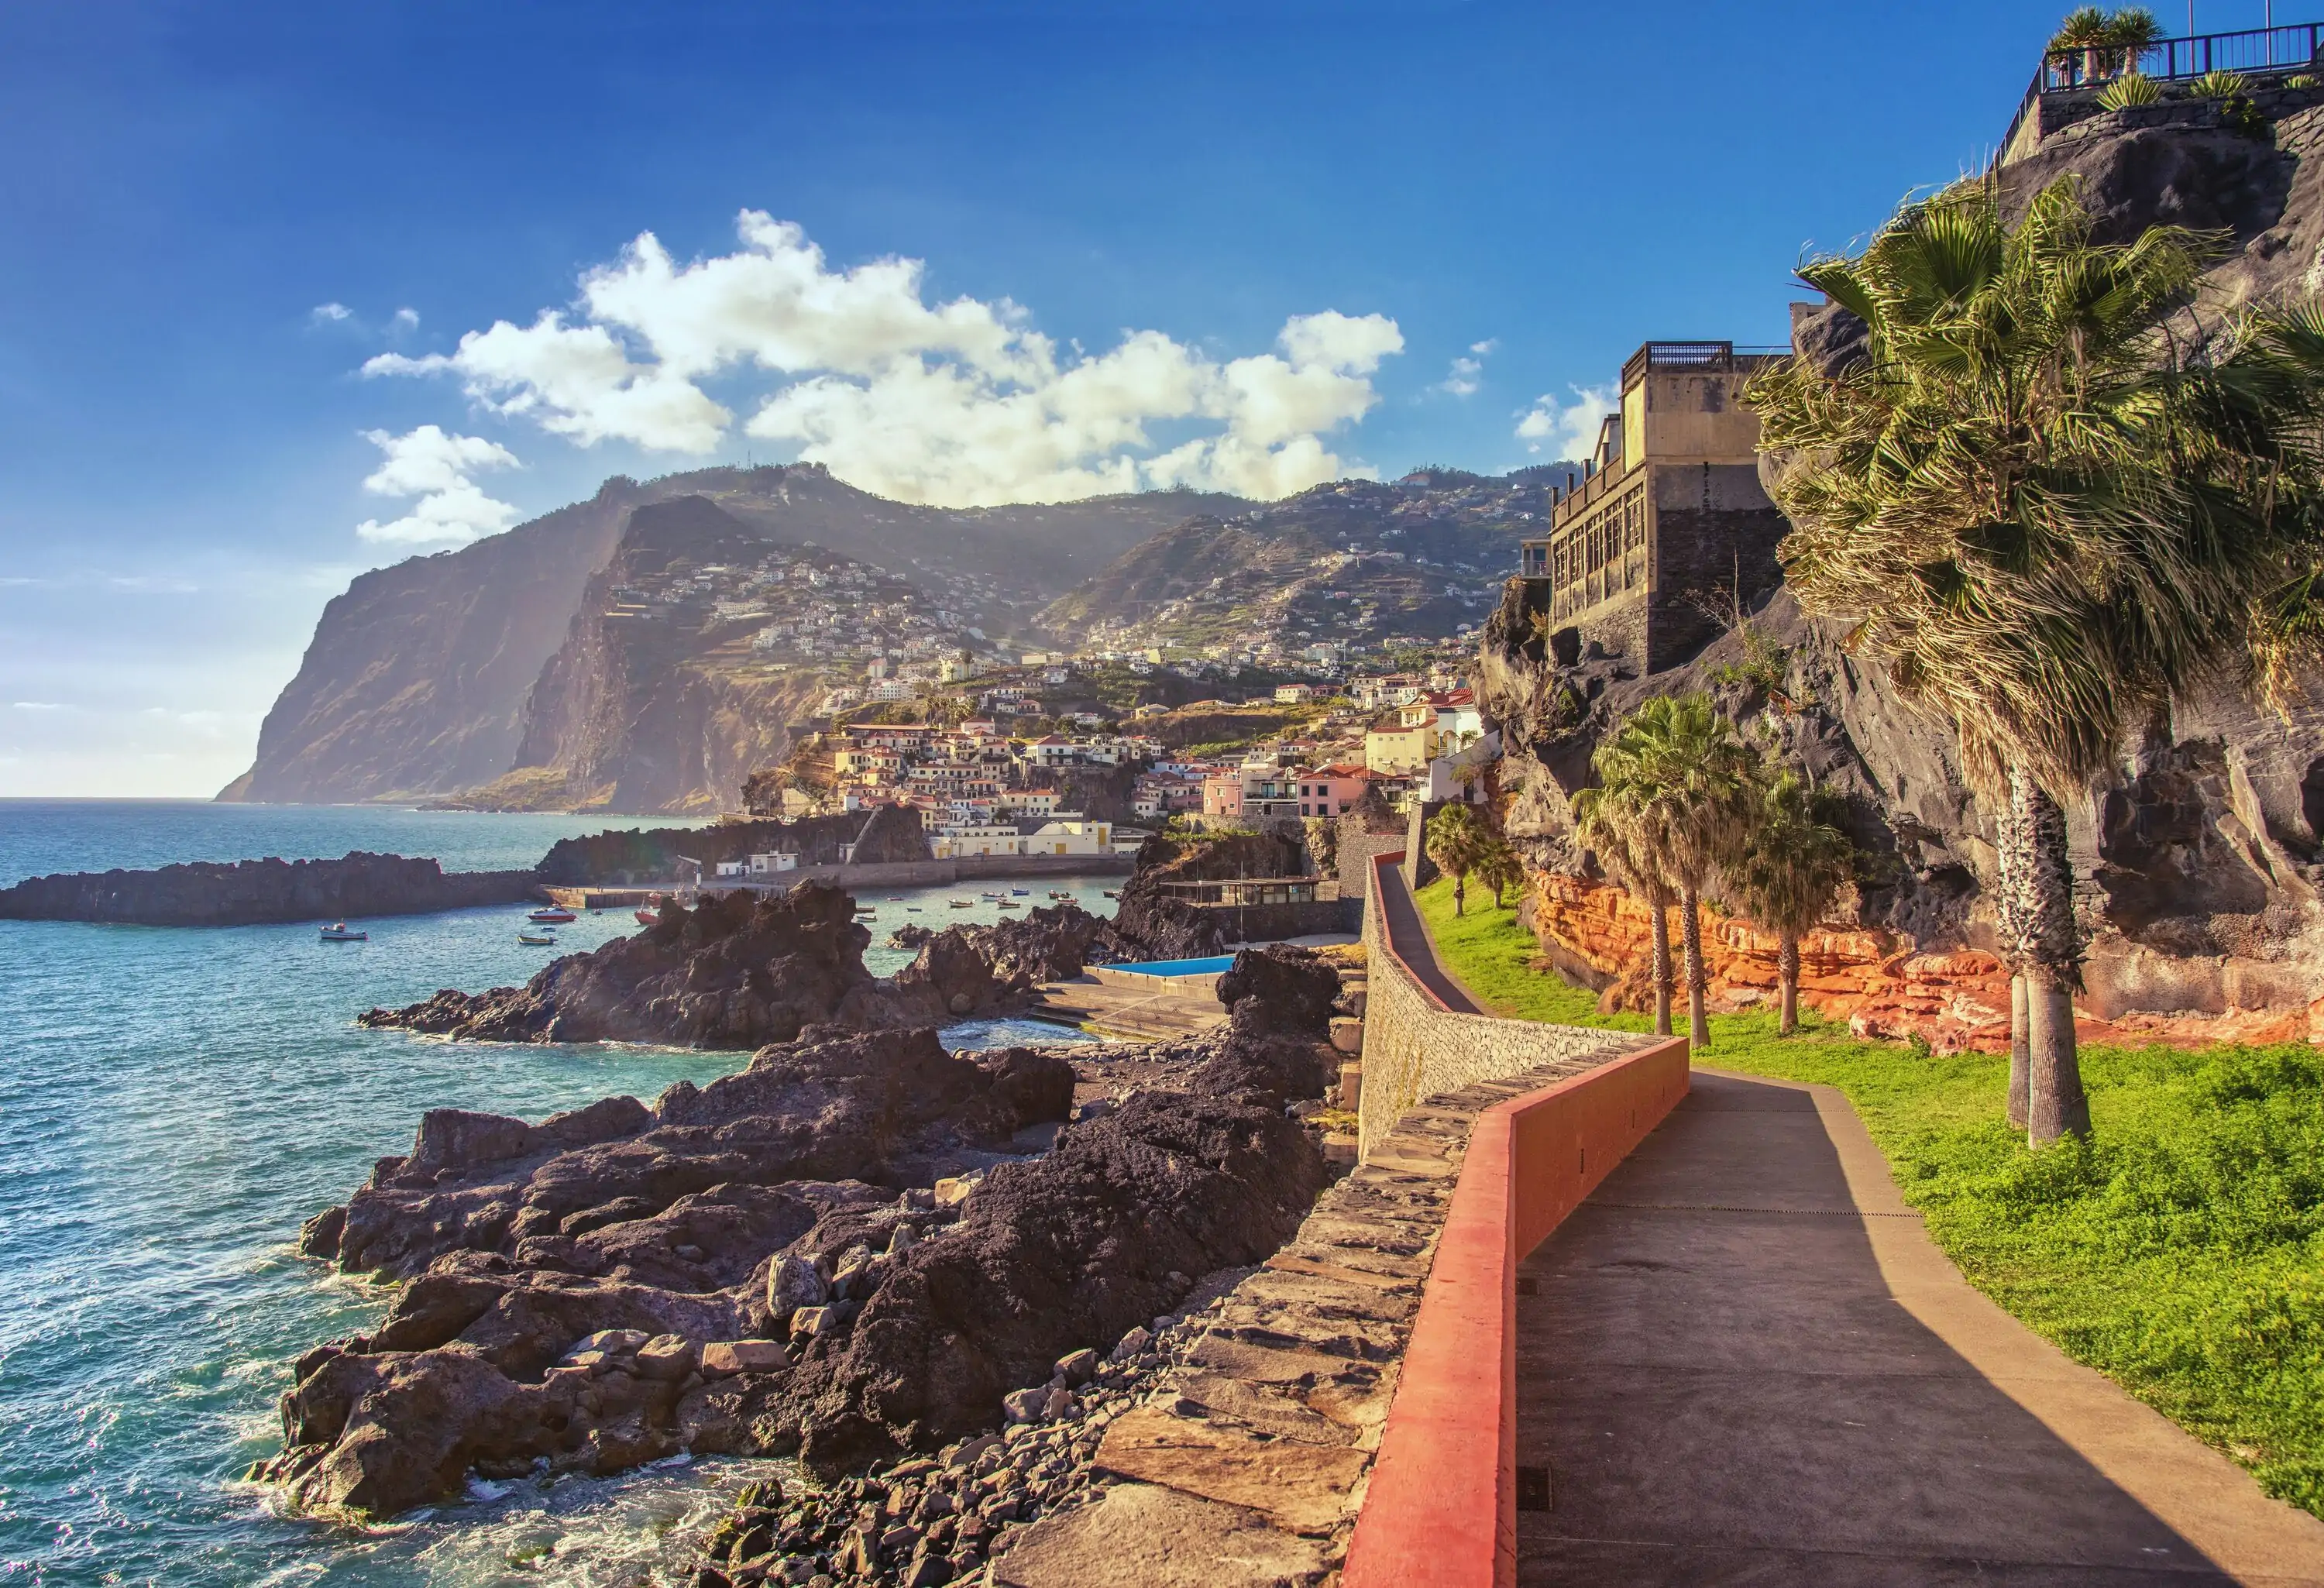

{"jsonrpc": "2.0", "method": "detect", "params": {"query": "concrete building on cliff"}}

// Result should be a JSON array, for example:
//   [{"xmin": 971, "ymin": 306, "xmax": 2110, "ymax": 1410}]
[{"xmin": 1518, "ymin": 340, "xmax": 1789, "ymax": 673}]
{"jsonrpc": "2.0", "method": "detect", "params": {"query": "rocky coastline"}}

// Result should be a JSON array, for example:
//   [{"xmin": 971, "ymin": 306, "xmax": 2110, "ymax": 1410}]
[
  {"xmin": 260, "ymin": 939, "xmax": 1350, "ymax": 1580},
  {"xmin": 359, "ymin": 885, "xmax": 1121, "ymax": 1047},
  {"xmin": 0, "ymin": 851, "xmax": 539, "ymax": 928}
]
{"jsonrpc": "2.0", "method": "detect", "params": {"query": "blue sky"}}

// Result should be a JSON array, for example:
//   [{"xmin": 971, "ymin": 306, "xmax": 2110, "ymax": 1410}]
[{"xmin": 0, "ymin": 0, "xmax": 2238, "ymax": 796}]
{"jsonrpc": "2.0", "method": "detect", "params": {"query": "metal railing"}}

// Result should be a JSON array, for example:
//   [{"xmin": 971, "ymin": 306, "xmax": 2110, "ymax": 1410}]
[
  {"xmin": 2000, "ymin": 22, "xmax": 2324, "ymax": 164},
  {"xmin": 1617, "ymin": 340, "xmax": 1789, "ymax": 385}
]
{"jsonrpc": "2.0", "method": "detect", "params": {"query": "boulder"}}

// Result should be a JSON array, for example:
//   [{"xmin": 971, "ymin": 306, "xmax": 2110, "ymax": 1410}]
[{"xmin": 701, "ymin": 1339, "xmax": 790, "ymax": 1377}]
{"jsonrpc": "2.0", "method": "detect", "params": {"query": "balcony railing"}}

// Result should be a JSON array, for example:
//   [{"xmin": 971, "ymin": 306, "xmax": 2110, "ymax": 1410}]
[
  {"xmin": 1618, "ymin": 340, "xmax": 1790, "ymax": 386},
  {"xmin": 2001, "ymin": 22, "xmax": 2324, "ymax": 163}
]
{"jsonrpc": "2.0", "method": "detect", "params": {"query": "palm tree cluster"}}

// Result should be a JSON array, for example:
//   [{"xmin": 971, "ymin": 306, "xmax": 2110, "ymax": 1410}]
[
  {"xmin": 2048, "ymin": 6, "xmax": 2161, "ymax": 84},
  {"xmin": 1573, "ymin": 695, "xmax": 1855, "ymax": 1047},
  {"xmin": 1423, "ymin": 801, "xmax": 1527, "ymax": 918},
  {"xmin": 1746, "ymin": 174, "xmax": 2324, "ymax": 1143}
]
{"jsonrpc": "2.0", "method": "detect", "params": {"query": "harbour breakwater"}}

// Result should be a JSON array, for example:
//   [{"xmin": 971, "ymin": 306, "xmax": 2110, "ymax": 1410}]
[{"xmin": 0, "ymin": 850, "xmax": 540, "ymax": 927}]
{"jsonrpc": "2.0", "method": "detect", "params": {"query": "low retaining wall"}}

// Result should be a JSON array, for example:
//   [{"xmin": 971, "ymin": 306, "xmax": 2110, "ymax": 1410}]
[
  {"xmin": 985, "ymin": 1053, "xmax": 1638, "ymax": 1587},
  {"xmin": 1359, "ymin": 852, "xmax": 1644, "ymax": 1156},
  {"xmin": 1339, "ymin": 1038, "xmax": 1690, "ymax": 1588}
]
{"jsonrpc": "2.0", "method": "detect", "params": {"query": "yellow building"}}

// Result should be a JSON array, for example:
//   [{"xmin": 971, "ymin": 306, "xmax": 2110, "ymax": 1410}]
[{"xmin": 1364, "ymin": 715, "xmax": 1435, "ymax": 775}]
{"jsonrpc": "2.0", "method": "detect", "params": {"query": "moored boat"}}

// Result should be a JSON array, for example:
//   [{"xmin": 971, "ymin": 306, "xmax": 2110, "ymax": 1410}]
[
  {"xmin": 527, "ymin": 906, "xmax": 577, "ymax": 924},
  {"xmin": 517, "ymin": 930, "xmax": 558, "ymax": 946},
  {"xmin": 997, "ymin": 899, "xmax": 1019, "ymax": 909},
  {"xmin": 947, "ymin": 898, "xmax": 975, "ymax": 908},
  {"xmin": 318, "ymin": 923, "xmax": 366, "ymax": 942}
]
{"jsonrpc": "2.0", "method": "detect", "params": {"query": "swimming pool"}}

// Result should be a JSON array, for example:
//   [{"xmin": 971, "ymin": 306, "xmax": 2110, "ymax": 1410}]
[{"xmin": 1121, "ymin": 954, "xmax": 1238, "ymax": 976}]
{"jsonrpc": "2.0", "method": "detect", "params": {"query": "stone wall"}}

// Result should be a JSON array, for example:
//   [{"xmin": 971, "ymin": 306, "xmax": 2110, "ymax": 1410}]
[
  {"xmin": 1644, "ymin": 462, "xmax": 1789, "ymax": 672},
  {"xmin": 1357, "ymin": 868, "xmax": 1645, "ymax": 1157},
  {"xmin": 1336, "ymin": 806, "xmax": 1409, "ymax": 900},
  {"xmin": 988, "ymin": 1053, "xmax": 1629, "ymax": 1588}
]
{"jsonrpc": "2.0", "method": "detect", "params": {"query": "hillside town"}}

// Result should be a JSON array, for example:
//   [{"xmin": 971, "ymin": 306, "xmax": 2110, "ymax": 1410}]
[{"xmin": 763, "ymin": 647, "xmax": 1492, "ymax": 859}]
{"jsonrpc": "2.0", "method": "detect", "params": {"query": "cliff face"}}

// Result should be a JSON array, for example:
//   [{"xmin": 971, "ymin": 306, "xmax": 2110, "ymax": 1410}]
[
  {"xmin": 229, "ymin": 466, "xmax": 1242, "ymax": 809},
  {"xmin": 1483, "ymin": 568, "xmax": 2324, "ymax": 1035},
  {"xmin": 228, "ymin": 479, "xmax": 648, "ymax": 804}
]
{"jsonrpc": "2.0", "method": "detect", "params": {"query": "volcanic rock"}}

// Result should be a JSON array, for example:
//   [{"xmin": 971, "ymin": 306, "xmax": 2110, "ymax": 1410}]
[{"xmin": 0, "ymin": 851, "xmax": 539, "ymax": 928}]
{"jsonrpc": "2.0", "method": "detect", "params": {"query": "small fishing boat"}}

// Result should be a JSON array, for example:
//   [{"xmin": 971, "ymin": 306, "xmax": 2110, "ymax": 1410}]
[
  {"xmin": 518, "ymin": 930, "xmax": 559, "ymax": 946},
  {"xmin": 885, "ymin": 896, "xmax": 904, "ymax": 902},
  {"xmin": 1048, "ymin": 890, "xmax": 1072, "ymax": 900},
  {"xmin": 634, "ymin": 907, "xmax": 662, "ymax": 926},
  {"xmin": 527, "ymin": 906, "xmax": 577, "ymax": 924},
  {"xmin": 1103, "ymin": 890, "xmax": 1119, "ymax": 899},
  {"xmin": 948, "ymin": 899, "xmax": 975, "ymax": 909},
  {"xmin": 318, "ymin": 922, "xmax": 366, "ymax": 943},
  {"xmin": 1009, "ymin": 889, "xmax": 1030, "ymax": 896},
  {"xmin": 906, "ymin": 906, "xmax": 923, "ymax": 913}
]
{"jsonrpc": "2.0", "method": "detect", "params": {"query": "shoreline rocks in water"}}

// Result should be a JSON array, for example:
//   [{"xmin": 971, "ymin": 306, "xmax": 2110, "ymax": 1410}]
[
  {"xmin": 358, "ymin": 884, "xmax": 1120, "ymax": 1048},
  {"xmin": 0, "ymin": 851, "xmax": 539, "ymax": 927},
  {"xmin": 260, "ymin": 944, "xmax": 1346, "ymax": 1546}
]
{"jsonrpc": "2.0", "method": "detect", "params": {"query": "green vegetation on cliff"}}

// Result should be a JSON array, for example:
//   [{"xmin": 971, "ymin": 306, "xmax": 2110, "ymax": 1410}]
[{"xmin": 1412, "ymin": 876, "xmax": 2324, "ymax": 1517}]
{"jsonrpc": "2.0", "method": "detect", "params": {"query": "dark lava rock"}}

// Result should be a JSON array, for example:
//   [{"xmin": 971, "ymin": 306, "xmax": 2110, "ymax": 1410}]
[
  {"xmin": 1216, "ymin": 944, "xmax": 1340, "ymax": 1037},
  {"xmin": 261, "ymin": 1012, "xmax": 1334, "ymax": 1520},
  {"xmin": 1109, "ymin": 831, "xmax": 1307, "ymax": 959},
  {"xmin": 0, "ymin": 851, "xmax": 538, "ymax": 927},
  {"xmin": 755, "ymin": 1088, "xmax": 1330, "ymax": 1473},
  {"xmin": 358, "ymin": 887, "xmax": 1116, "ymax": 1049}
]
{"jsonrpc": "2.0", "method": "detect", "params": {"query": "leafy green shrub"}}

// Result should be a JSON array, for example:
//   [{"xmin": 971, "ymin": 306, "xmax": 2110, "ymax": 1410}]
[
  {"xmin": 2190, "ymin": 67, "xmax": 2250, "ymax": 97},
  {"xmin": 2097, "ymin": 70, "xmax": 2163, "ymax": 108},
  {"xmin": 2288, "ymin": 74, "xmax": 2319, "ymax": 89}
]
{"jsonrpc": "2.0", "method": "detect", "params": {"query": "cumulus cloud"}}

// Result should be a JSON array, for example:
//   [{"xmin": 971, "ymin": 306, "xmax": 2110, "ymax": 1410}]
[
  {"xmin": 311, "ymin": 302, "xmax": 352, "ymax": 323},
  {"xmin": 365, "ymin": 211, "xmax": 1402, "ymax": 505},
  {"xmin": 353, "ymin": 425, "xmax": 522, "ymax": 546},
  {"xmin": 1516, "ymin": 383, "xmax": 1618, "ymax": 460},
  {"xmin": 390, "ymin": 307, "xmax": 420, "ymax": 332}
]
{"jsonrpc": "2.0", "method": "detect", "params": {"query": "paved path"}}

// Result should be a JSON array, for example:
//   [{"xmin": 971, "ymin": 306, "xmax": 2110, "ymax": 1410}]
[
  {"xmin": 1372, "ymin": 861, "xmax": 1483, "ymax": 1013},
  {"xmin": 1515, "ymin": 1069, "xmax": 2324, "ymax": 1586}
]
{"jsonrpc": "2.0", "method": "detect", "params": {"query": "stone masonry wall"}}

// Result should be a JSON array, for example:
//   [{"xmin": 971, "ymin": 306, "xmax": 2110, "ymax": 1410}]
[
  {"xmin": 1357, "ymin": 876, "xmax": 1645, "ymax": 1157},
  {"xmin": 985, "ymin": 1054, "xmax": 1623, "ymax": 1588}
]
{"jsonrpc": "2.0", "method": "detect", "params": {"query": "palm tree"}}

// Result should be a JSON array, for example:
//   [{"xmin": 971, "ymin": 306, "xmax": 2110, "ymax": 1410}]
[
  {"xmin": 1573, "ymin": 772, "xmax": 1677, "ymax": 1038},
  {"xmin": 1725, "ymin": 771, "xmax": 1855, "ymax": 1036},
  {"xmin": 1478, "ymin": 835, "xmax": 1526, "ymax": 910},
  {"xmin": 1425, "ymin": 802, "xmax": 1487, "ymax": 916},
  {"xmin": 1575, "ymin": 695, "xmax": 1760, "ymax": 1048},
  {"xmin": 1748, "ymin": 176, "xmax": 2324, "ymax": 1141}
]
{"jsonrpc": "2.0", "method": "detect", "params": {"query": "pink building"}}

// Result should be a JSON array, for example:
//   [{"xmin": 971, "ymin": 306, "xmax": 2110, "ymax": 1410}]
[
  {"xmin": 1202, "ymin": 770, "xmax": 1244, "ymax": 817},
  {"xmin": 1297, "ymin": 763, "xmax": 1370, "ymax": 818}
]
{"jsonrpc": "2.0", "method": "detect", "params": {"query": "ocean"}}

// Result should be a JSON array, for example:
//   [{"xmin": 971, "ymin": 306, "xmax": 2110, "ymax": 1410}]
[{"xmin": 0, "ymin": 801, "xmax": 1109, "ymax": 1587}]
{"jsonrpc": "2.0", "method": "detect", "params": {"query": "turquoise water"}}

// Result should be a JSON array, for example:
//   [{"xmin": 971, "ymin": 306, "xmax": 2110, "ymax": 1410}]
[
  {"xmin": 1117, "ymin": 955, "xmax": 1236, "ymax": 976},
  {"xmin": 0, "ymin": 803, "xmax": 1107, "ymax": 1586}
]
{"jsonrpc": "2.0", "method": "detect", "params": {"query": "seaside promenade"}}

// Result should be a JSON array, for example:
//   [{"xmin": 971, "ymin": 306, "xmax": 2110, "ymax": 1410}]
[{"xmin": 1354, "ymin": 862, "xmax": 2324, "ymax": 1587}]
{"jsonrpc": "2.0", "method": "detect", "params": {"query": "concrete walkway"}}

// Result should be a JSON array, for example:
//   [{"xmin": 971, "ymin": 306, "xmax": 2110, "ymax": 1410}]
[
  {"xmin": 1515, "ymin": 1069, "xmax": 2324, "ymax": 1586},
  {"xmin": 1373, "ymin": 862, "xmax": 1483, "ymax": 1014}
]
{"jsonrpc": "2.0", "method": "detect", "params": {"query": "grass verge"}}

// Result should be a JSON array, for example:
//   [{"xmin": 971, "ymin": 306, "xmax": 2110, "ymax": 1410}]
[{"xmin": 1411, "ymin": 876, "xmax": 2324, "ymax": 1517}]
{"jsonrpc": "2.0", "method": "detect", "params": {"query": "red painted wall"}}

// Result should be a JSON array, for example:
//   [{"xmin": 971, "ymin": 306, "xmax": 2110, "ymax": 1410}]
[{"xmin": 1341, "ymin": 1037, "xmax": 1691, "ymax": 1588}]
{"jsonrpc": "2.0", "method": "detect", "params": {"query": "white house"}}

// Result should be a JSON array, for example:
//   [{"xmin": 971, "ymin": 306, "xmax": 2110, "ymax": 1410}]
[
  {"xmin": 748, "ymin": 851, "xmax": 800, "ymax": 875},
  {"xmin": 1027, "ymin": 817, "xmax": 1115, "ymax": 856}
]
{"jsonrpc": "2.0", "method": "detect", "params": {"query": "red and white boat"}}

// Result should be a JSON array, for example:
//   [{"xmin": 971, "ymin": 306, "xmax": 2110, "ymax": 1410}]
[{"xmin": 527, "ymin": 906, "xmax": 577, "ymax": 924}]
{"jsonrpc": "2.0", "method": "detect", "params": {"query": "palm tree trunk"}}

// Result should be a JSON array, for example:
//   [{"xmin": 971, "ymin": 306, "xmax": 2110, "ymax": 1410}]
[
  {"xmin": 2009, "ymin": 974, "xmax": 2030, "ymax": 1129},
  {"xmin": 1648, "ymin": 886, "xmax": 1673, "ymax": 1038},
  {"xmin": 1778, "ymin": 930, "xmax": 1800, "ymax": 1036},
  {"xmin": 2009, "ymin": 765, "xmax": 2091, "ymax": 1143},
  {"xmin": 1996, "ymin": 792, "xmax": 2032, "ymax": 1130},
  {"xmin": 1453, "ymin": 871, "xmax": 1466, "ymax": 916},
  {"xmin": 1681, "ymin": 879, "xmax": 1710, "ymax": 1050}
]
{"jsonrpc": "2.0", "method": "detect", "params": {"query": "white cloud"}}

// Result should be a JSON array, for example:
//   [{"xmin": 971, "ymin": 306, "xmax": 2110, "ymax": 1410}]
[
  {"xmin": 311, "ymin": 302, "xmax": 352, "ymax": 323},
  {"xmin": 390, "ymin": 307, "xmax": 420, "ymax": 332},
  {"xmin": 1516, "ymin": 383, "xmax": 1618, "ymax": 460},
  {"xmin": 352, "ymin": 425, "xmax": 523, "ymax": 546},
  {"xmin": 1436, "ymin": 338, "xmax": 1499, "ymax": 397},
  {"xmin": 364, "ymin": 211, "xmax": 1403, "ymax": 506},
  {"xmin": 12, "ymin": 700, "xmax": 65, "ymax": 710}
]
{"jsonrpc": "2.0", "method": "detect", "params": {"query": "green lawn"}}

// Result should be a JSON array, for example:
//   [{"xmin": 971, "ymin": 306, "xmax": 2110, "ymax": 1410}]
[{"xmin": 1411, "ymin": 877, "xmax": 2324, "ymax": 1516}]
